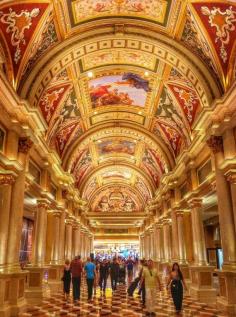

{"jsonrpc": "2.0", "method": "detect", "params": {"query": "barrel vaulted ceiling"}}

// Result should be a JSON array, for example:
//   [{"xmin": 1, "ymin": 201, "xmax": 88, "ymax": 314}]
[{"xmin": 0, "ymin": 0, "xmax": 235, "ymax": 229}]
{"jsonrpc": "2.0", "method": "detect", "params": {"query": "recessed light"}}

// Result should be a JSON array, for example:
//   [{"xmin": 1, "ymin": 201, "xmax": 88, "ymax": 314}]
[
  {"xmin": 144, "ymin": 71, "xmax": 149, "ymax": 77},
  {"xmin": 138, "ymin": 111, "xmax": 142, "ymax": 115},
  {"xmin": 87, "ymin": 71, "xmax": 93, "ymax": 78}
]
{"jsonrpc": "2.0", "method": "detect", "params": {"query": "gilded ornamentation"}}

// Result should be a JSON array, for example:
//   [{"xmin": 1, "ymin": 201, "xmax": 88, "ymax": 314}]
[
  {"xmin": 22, "ymin": 20, "xmax": 58, "ymax": 79},
  {"xmin": 169, "ymin": 84, "xmax": 200, "ymax": 126},
  {"xmin": 0, "ymin": 8, "xmax": 40, "ymax": 64},
  {"xmin": 18, "ymin": 137, "xmax": 33, "ymax": 154},
  {"xmin": 201, "ymin": 6, "xmax": 236, "ymax": 63},
  {"xmin": 0, "ymin": 174, "xmax": 15, "ymax": 185},
  {"xmin": 181, "ymin": 9, "xmax": 218, "ymax": 79},
  {"xmin": 206, "ymin": 135, "xmax": 223, "ymax": 154},
  {"xmin": 71, "ymin": 0, "xmax": 170, "ymax": 25}
]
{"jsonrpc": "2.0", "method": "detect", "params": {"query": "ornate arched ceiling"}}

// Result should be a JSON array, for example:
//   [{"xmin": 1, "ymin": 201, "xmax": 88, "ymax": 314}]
[{"xmin": 0, "ymin": 0, "xmax": 235, "ymax": 227}]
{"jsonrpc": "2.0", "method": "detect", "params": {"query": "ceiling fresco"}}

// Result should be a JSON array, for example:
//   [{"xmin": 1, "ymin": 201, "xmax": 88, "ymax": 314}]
[
  {"xmin": 0, "ymin": 0, "xmax": 235, "ymax": 229},
  {"xmin": 88, "ymin": 73, "xmax": 149, "ymax": 108},
  {"xmin": 67, "ymin": 0, "xmax": 173, "ymax": 26}
]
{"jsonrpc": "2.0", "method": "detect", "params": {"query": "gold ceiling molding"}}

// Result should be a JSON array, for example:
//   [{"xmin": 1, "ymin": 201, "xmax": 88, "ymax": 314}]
[{"xmin": 19, "ymin": 30, "xmax": 221, "ymax": 106}]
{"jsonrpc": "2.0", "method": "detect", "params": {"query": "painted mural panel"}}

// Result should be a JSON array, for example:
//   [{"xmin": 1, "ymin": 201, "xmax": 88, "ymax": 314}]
[
  {"xmin": 98, "ymin": 139, "xmax": 135, "ymax": 156},
  {"xmin": 101, "ymin": 169, "xmax": 132, "ymax": 180},
  {"xmin": 89, "ymin": 73, "xmax": 149, "ymax": 108},
  {"xmin": 69, "ymin": 0, "xmax": 171, "ymax": 26},
  {"xmin": 92, "ymin": 187, "xmax": 139, "ymax": 213},
  {"xmin": 82, "ymin": 50, "xmax": 156, "ymax": 71}
]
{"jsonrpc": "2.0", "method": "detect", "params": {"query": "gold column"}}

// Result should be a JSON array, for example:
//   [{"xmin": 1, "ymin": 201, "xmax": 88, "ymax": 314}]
[
  {"xmin": 188, "ymin": 198, "xmax": 216, "ymax": 302},
  {"xmin": 176, "ymin": 212, "xmax": 187, "ymax": 264},
  {"xmin": 189, "ymin": 199, "xmax": 207, "ymax": 265},
  {"xmin": 0, "ymin": 174, "xmax": 15, "ymax": 267},
  {"xmin": 171, "ymin": 211, "xmax": 179, "ymax": 261},
  {"xmin": 58, "ymin": 210, "xmax": 65, "ymax": 263},
  {"xmin": 152, "ymin": 226, "xmax": 157, "ymax": 262},
  {"xmin": 223, "ymin": 129, "xmax": 236, "ymax": 242},
  {"xmin": 7, "ymin": 137, "xmax": 32, "ymax": 268},
  {"xmin": 72, "ymin": 223, "xmax": 80, "ymax": 258},
  {"xmin": 65, "ymin": 219, "xmax": 73, "ymax": 260},
  {"xmin": 51, "ymin": 211, "xmax": 61, "ymax": 264},
  {"xmin": 156, "ymin": 224, "xmax": 164, "ymax": 262},
  {"xmin": 34, "ymin": 200, "xmax": 49, "ymax": 265},
  {"xmin": 207, "ymin": 136, "xmax": 236, "ymax": 267},
  {"xmin": 208, "ymin": 135, "xmax": 236, "ymax": 313},
  {"xmin": 163, "ymin": 219, "xmax": 171, "ymax": 263},
  {"xmin": 149, "ymin": 228, "xmax": 154, "ymax": 259},
  {"xmin": 80, "ymin": 231, "xmax": 84, "ymax": 259}
]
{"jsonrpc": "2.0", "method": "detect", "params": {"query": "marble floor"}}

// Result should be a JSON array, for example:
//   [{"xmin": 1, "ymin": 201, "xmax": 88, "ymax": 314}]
[{"xmin": 20, "ymin": 281, "xmax": 229, "ymax": 317}]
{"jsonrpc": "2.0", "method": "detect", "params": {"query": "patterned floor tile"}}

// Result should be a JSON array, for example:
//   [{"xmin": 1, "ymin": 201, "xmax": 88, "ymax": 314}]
[{"xmin": 19, "ymin": 279, "xmax": 229, "ymax": 317}]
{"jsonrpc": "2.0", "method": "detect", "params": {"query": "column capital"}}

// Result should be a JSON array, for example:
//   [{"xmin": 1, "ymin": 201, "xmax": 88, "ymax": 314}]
[
  {"xmin": 52, "ymin": 211, "xmax": 61, "ymax": 218},
  {"xmin": 176, "ymin": 211, "xmax": 184, "ymax": 217},
  {"xmin": 0, "ymin": 173, "xmax": 16, "ymax": 185},
  {"xmin": 225, "ymin": 171, "xmax": 236, "ymax": 184},
  {"xmin": 187, "ymin": 197, "xmax": 202, "ymax": 208},
  {"xmin": 18, "ymin": 137, "xmax": 33, "ymax": 154},
  {"xmin": 72, "ymin": 222, "xmax": 80, "ymax": 230},
  {"xmin": 207, "ymin": 135, "xmax": 223, "ymax": 154},
  {"xmin": 65, "ymin": 217, "xmax": 74, "ymax": 225},
  {"xmin": 37, "ymin": 199, "xmax": 50, "ymax": 209}
]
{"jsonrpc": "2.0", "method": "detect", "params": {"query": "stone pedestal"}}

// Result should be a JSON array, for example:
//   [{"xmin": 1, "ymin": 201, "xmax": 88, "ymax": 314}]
[
  {"xmin": 216, "ymin": 269, "xmax": 236, "ymax": 316},
  {"xmin": 0, "ymin": 270, "xmax": 28, "ymax": 317},
  {"xmin": 24, "ymin": 267, "xmax": 50, "ymax": 304},
  {"xmin": 47, "ymin": 265, "xmax": 64, "ymax": 294},
  {"xmin": 189, "ymin": 266, "xmax": 217, "ymax": 303}
]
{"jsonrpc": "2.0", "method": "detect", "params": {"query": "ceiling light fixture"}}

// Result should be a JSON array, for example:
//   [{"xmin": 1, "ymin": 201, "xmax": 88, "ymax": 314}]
[
  {"xmin": 87, "ymin": 71, "xmax": 93, "ymax": 78},
  {"xmin": 144, "ymin": 71, "xmax": 149, "ymax": 77}
]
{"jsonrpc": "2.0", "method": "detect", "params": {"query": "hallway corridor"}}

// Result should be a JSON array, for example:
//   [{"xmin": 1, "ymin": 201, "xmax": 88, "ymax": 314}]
[{"xmin": 20, "ymin": 283, "xmax": 228, "ymax": 317}]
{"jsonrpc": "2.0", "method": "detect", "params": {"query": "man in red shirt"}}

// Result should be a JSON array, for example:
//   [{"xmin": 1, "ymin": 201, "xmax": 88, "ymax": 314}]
[{"xmin": 70, "ymin": 255, "xmax": 83, "ymax": 302}]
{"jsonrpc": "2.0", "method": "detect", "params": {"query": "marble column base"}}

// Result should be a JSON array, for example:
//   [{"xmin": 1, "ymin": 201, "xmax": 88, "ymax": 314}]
[
  {"xmin": 24, "ymin": 266, "xmax": 50, "ymax": 304},
  {"xmin": 0, "ymin": 270, "xmax": 28, "ymax": 317},
  {"xmin": 47, "ymin": 264, "xmax": 64, "ymax": 294},
  {"xmin": 216, "ymin": 269, "xmax": 236, "ymax": 316},
  {"xmin": 189, "ymin": 265, "xmax": 217, "ymax": 303}
]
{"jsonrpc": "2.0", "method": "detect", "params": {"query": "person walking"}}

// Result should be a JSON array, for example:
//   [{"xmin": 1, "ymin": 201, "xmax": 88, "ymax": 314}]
[
  {"xmin": 141, "ymin": 259, "xmax": 161, "ymax": 316},
  {"xmin": 84, "ymin": 257, "xmax": 96, "ymax": 301},
  {"xmin": 138, "ymin": 259, "xmax": 147, "ymax": 305},
  {"xmin": 126, "ymin": 256, "xmax": 135, "ymax": 284},
  {"xmin": 110, "ymin": 257, "xmax": 119, "ymax": 291},
  {"xmin": 99, "ymin": 259, "xmax": 109, "ymax": 294},
  {"xmin": 62, "ymin": 259, "xmax": 71, "ymax": 301},
  {"xmin": 167, "ymin": 263, "xmax": 187, "ymax": 315},
  {"xmin": 70, "ymin": 255, "xmax": 83, "ymax": 303}
]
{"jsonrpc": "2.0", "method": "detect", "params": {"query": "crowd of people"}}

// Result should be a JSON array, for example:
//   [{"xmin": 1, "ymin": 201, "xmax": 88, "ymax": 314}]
[{"xmin": 62, "ymin": 256, "xmax": 187, "ymax": 316}]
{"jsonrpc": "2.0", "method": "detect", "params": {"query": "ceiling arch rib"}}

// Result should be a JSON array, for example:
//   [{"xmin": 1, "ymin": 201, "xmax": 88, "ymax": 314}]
[
  {"xmin": 79, "ymin": 162, "xmax": 155, "ymax": 199},
  {"xmin": 63, "ymin": 123, "xmax": 174, "ymax": 172}
]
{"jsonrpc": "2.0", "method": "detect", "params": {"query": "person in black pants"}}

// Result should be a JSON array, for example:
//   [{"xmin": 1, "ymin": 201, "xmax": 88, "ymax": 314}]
[
  {"xmin": 70, "ymin": 256, "xmax": 83, "ymax": 303},
  {"xmin": 62, "ymin": 259, "xmax": 71, "ymax": 301},
  {"xmin": 99, "ymin": 259, "xmax": 109, "ymax": 293},
  {"xmin": 84, "ymin": 257, "xmax": 96, "ymax": 301},
  {"xmin": 167, "ymin": 263, "xmax": 187, "ymax": 314},
  {"xmin": 110, "ymin": 258, "xmax": 119, "ymax": 291}
]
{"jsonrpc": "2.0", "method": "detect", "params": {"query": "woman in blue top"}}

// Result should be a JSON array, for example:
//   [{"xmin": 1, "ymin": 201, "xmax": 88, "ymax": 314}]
[{"xmin": 84, "ymin": 257, "xmax": 96, "ymax": 300}]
